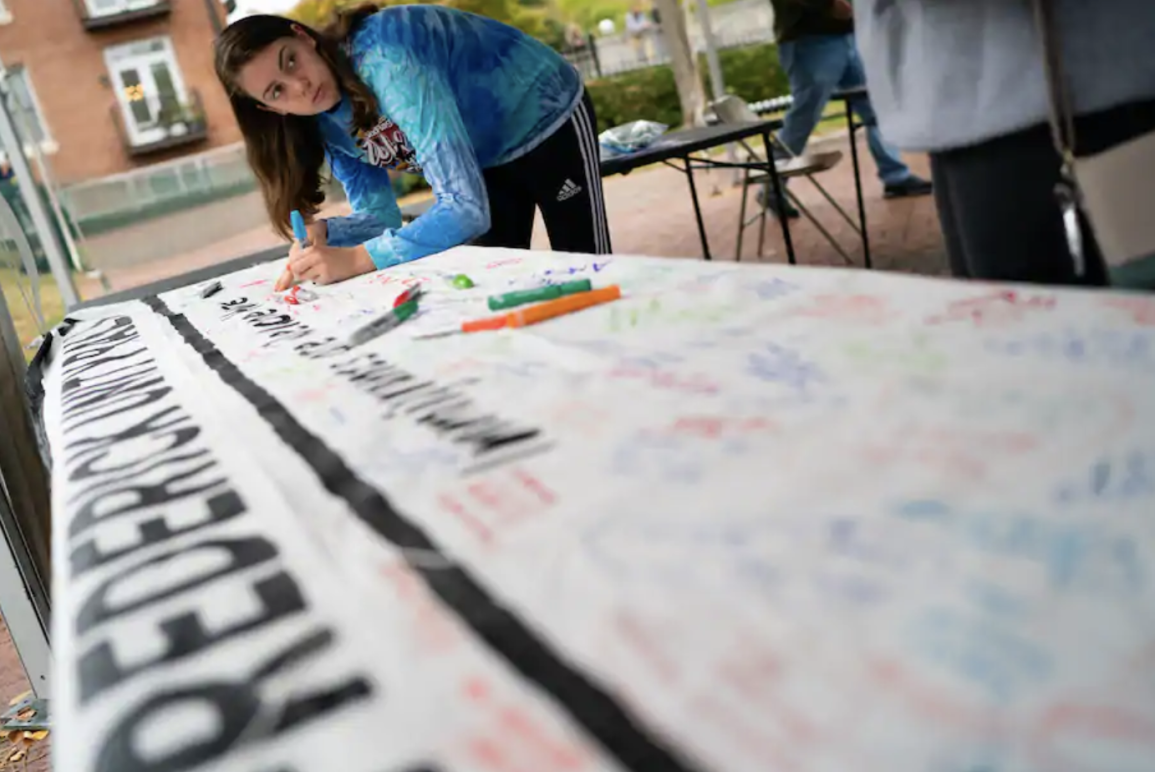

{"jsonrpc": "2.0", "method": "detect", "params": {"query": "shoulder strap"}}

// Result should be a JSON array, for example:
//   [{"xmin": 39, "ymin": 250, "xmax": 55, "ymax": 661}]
[{"xmin": 1031, "ymin": 0, "xmax": 1078, "ymax": 159}]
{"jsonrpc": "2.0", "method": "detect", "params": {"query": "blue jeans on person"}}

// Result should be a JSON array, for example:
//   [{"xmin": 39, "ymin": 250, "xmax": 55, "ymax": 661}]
[{"xmin": 777, "ymin": 33, "xmax": 911, "ymax": 187}]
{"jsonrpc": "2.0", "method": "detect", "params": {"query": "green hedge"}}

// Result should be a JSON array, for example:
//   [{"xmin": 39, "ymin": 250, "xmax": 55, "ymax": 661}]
[{"xmin": 587, "ymin": 42, "xmax": 789, "ymax": 133}]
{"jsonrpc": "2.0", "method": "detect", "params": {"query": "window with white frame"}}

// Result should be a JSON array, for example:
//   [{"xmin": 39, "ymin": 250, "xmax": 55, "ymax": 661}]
[
  {"xmin": 3, "ymin": 66, "xmax": 54, "ymax": 149},
  {"xmin": 104, "ymin": 36, "xmax": 189, "ymax": 146},
  {"xmin": 84, "ymin": 0, "xmax": 164, "ymax": 18}
]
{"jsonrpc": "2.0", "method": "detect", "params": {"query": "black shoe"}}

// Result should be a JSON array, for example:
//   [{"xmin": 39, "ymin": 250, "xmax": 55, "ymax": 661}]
[
  {"xmin": 884, "ymin": 175, "xmax": 934, "ymax": 199},
  {"xmin": 756, "ymin": 186, "xmax": 800, "ymax": 219}
]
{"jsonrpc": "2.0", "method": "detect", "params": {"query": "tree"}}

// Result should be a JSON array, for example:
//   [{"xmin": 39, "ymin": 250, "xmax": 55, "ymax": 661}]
[
  {"xmin": 287, "ymin": 0, "xmax": 558, "ymax": 44},
  {"xmin": 285, "ymin": 0, "xmax": 344, "ymax": 27},
  {"xmin": 654, "ymin": 0, "xmax": 706, "ymax": 126}
]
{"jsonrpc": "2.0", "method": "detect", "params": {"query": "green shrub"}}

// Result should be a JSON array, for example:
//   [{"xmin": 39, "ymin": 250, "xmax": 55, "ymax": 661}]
[
  {"xmin": 587, "ymin": 42, "xmax": 789, "ymax": 133},
  {"xmin": 391, "ymin": 172, "xmax": 430, "ymax": 198},
  {"xmin": 715, "ymin": 42, "xmax": 789, "ymax": 106}
]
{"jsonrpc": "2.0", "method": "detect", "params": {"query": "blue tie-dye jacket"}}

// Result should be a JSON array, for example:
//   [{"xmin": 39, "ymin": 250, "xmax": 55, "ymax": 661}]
[{"xmin": 317, "ymin": 6, "xmax": 583, "ymax": 269}]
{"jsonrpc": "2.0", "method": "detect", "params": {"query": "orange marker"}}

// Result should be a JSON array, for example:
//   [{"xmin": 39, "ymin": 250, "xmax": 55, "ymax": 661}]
[
  {"xmin": 423, "ymin": 285, "xmax": 622, "ymax": 338},
  {"xmin": 468, "ymin": 285, "xmax": 621, "ymax": 333},
  {"xmin": 508, "ymin": 285, "xmax": 622, "ymax": 327}
]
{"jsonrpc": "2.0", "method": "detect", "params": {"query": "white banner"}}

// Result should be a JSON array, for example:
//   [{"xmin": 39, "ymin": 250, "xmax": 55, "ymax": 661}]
[{"xmin": 47, "ymin": 248, "xmax": 1155, "ymax": 772}]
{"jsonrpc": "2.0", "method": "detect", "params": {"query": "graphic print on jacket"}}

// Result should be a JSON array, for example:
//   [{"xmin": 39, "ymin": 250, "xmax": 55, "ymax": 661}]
[{"xmin": 357, "ymin": 116, "xmax": 422, "ymax": 174}]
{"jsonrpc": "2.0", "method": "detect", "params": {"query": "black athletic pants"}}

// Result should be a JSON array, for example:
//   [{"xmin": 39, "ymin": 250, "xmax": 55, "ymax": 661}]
[
  {"xmin": 929, "ymin": 97, "xmax": 1155, "ymax": 287},
  {"xmin": 475, "ymin": 91, "xmax": 611, "ymax": 255}
]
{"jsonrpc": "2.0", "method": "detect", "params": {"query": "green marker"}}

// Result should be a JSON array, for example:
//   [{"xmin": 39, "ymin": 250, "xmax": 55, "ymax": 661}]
[
  {"xmin": 450, "ymin": 273, "xmax": 475, "ymax": 289},
  {"xmin": 348, "ymin": 298, "xmax": 420, "ymax": 347},
  {"xmin": 487, "ymin": 278, "xmax": 593, "ymax": 311}
]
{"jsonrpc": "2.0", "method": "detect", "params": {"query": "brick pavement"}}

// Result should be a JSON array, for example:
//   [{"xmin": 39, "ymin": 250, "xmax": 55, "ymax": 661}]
[
  {"xmin": 86, "ymin": 131, "xmax": 946, "ymax": 299},
  {"xmin": 0, "ymin": 618, "xmax": 48, "ymax": 772},
  {"xmin": 575, "ymin": 131, "xmax": 946, "ymax": 274}
]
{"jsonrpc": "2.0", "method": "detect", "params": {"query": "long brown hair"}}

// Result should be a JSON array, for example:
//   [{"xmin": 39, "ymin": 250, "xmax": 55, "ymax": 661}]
[{"xmin": 214, "ymin": 4, "xmax": 381, "ymax": 239}]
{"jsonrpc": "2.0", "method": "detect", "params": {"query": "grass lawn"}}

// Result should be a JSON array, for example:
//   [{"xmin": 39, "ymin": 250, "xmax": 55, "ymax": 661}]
[{"xmin": 0, "ymin": 267, "xmax": 66, "ymax": 361}]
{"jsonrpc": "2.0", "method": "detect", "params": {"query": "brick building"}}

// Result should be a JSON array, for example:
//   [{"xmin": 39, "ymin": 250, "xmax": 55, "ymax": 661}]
[{"xmin": 0, "ymin": 0, "xmax": 241, "ymax": 184}]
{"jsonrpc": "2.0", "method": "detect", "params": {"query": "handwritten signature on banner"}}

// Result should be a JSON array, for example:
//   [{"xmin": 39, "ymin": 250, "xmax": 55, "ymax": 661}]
[
  {"xmin": 907, "ymin": 604, "xmax": 1051, "ymax": 703},
  {"xmin": 750, "ymin": 277, "xmax": 799, "ymax": 301},
  {"xmin": 1054, "ymin": 450, "xmax": 1155, "ymax": 505},
  {"xmin": 607, "ymin": 298, "xmax": 738, "ymax": 332},
  {"xmin": 611, "ymin": 415, "xmax": 782, "ymax": 470},
  {"xmin": 458, "ymin": 676, "xmax": 593, "ymax": 772},
  {"xmin": 583, "ymin": 514, "xmax": 888, "ymax": 607},
  {"xmin": 747, "ymin": 343, "xmax": 826, "ymax": 395},
  {"xmin": 925, "ymin": 290, "xmax": 1056, "ymax": 327},
  {"xmin": 858, "ymin": 425, "xmax": 1039, "ymax": 483},
  {"xmin": 438, "ymin": 468, "xmax": 557, "ymax": 546},
  {"xmin": 608, "ymin": 365, "xmax": 720, "ymax": 395},
  {"xmin": 876, "ymin": 380, "xmax": 1135, "ymax": 449},
  {"xmin": 866, "ymin": 653, "xmax": 1155, "ymax": 769},
  {"xmin": 666, "ymin": 415, "xmax": 779, "ymax": 440},
  {"xmin": 535, "ymin": 261, "xmax": 612, "ymax": 284},
  {"xmin": 986, "ymin": 328, "xmax": 1155, "ymax": 370},
  {"xmin": 790, "ymin": 293, "xmax": 898, "ymax": 325},
  {"xmin": 485, "ymin": 257, "xmax": 523, "ymax": 269},
  {"xmin": 895, "ymin": 500, "xmax": 1146, "ymax": 597},
  {"xmin": 842, "ymin": 333, "xmax": 949, "ymax": 375},
  {"xmin": 602, "ymin": 613, "xmax": 827, "ymax": 768},
  {"xmin": 1102, "ymin": 296, "xmax": 1155, "ymax": 326}
]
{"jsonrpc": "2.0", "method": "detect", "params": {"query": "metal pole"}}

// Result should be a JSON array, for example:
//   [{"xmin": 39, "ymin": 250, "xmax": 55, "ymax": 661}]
[
  {"xmin": 588, "ymin": 33, "xmax": 603, "ymax": 79},
  {"xmin": 695, "ymin": 0, "xmax": 726, "ymax": 101},
  {"xmin": 694, "ymin": 0, "xmax": 739, "ymax": 186},
  {"xmin": 0, "ymin": 87, "xmax": 78, "ymax": 308},
  {"xmin": 0, "ymin": 285, "xmax": 52, "ymax": 697},
  {"xmin": 204, "ymin": 0, "xmax": 224, "ymax": 34},
  {"xmin": 9, "ymin": 95, "xmax": 86, "ymax": 273},
  {"xmin": 0, "ymin": 486, "xmax": 51, "ymax": 697}
]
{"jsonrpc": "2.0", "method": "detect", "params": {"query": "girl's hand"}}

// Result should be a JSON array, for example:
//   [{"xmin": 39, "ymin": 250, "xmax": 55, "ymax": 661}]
[
  {"xmin": 275, "ymin": 219, "xmax": 332, "ymax": 291},
  {"xmin": 286, "ymin": 244, "xmax": 375, "ymax": 286}
]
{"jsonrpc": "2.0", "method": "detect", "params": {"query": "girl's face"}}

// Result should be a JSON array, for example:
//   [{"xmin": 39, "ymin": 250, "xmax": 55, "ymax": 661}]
[{"xmin": 234, "ymin": 26, "xmax": 341, "ymax": 116}]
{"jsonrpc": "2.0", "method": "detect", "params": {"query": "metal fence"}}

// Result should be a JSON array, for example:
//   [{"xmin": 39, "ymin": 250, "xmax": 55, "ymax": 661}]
[
  {"xmin": 58, "ymin": 142, "xmax": 256, "ymax": 232},
  {"xmin": 563, "ymin": 0, "xmax": 776, "ymax": 79}
]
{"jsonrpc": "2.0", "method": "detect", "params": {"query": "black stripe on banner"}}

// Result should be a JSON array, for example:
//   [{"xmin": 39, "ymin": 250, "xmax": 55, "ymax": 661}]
[{"xmin": 142, "ymin": 296, "xmax": 702, "ymax": 772}]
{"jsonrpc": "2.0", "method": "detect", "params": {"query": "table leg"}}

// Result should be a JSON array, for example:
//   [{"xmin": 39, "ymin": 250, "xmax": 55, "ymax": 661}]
[
  {"xmin": 761, "ymin": 132, "xmax": 796, "ymax": 265},
  {"xmin": 844, "ymin": 100, "xmax": 872, "ymax": 269},
  {"xmin": 683, "ymin": 156, "xmax": 712, "ymax": 261}
]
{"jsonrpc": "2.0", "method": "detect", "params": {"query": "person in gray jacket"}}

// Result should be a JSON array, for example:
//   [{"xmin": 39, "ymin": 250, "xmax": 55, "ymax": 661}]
[{"xmin": 855, "ymin": 0, "xmax": 1155, "ymax": 287}]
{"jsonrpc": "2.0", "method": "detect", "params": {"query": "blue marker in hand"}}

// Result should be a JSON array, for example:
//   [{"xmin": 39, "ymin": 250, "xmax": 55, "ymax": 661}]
[
  {"xmin": 279, "ymin": 210, "xmax": 310, "ymax": 292},
  {"xmin": 291, "ymin": 210, "xmax": 311, "ymax": 248}
]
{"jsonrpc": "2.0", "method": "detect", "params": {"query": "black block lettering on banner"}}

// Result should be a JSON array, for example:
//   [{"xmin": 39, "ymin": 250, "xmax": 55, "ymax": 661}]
[
  {"xmin": 61, "ymin": 361, "xmax": 168, "ymax": 424},
  {"xmin": 59, "ymin": 317, "xmax": 150, "ymax": 385},
  {"xmin": 66, "ymin": 405, "xmax": 198, "ymax": 465},
  {"xmin": 68, "ymin": 465, "xmax": 225, "ymax": 542},
  {"xmin": 70, "ymin": 490, "xmax": 246, "ymax": 578},
  {"xmin": 58, "ymin": 312, "xmax": 374, "ymax": 769},
  {"xmin": 79, "ymin": 570, "xmax": 306, "ymax": 704},
  {"xmin": 96, "ymin": 629, "xmax": 372, "ymax": 772},
  {"xmin": 76, "ymin": 537, "xmax": 277, "ymax": 637},
  {"xmin": 326, "ymin": 353, "xmax": 548, "ymax": 465},
  {"xmin": 60, "ymin": 316, "xmax": 140, "ymax": 370}
]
